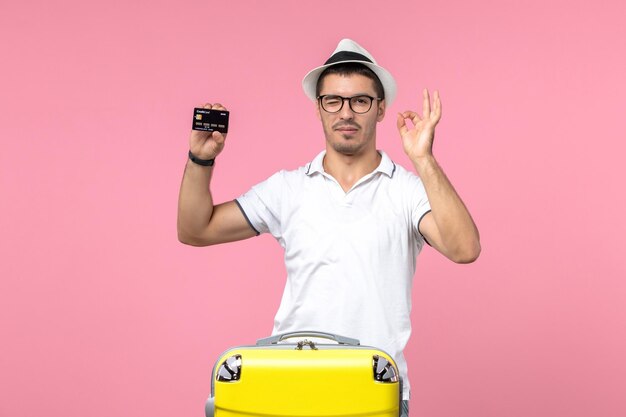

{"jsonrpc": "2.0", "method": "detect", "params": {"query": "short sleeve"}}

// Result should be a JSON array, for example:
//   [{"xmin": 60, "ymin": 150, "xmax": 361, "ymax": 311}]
[
  {"xmin": 235, "ymin": 171, "xmax": 286, "ymax": 238},
  {"xmin": 408, "ymin": 175, "xmax": 432, "ymax": 245}
]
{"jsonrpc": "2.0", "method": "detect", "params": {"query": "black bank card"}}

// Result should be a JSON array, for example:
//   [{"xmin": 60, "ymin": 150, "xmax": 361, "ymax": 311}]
[{"xmin": 192, "ymin": 108, "xmax": 229, "ymax": 133}]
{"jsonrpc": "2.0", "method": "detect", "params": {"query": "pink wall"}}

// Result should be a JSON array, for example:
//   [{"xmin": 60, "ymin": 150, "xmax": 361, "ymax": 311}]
[{"xmin": 2, "ymin": 0, "xmax": 625, "ymax": 416}]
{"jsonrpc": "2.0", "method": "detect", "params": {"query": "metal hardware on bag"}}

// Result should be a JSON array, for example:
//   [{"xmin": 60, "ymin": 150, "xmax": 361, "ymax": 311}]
[
  {"xmin": 216, "ymin": 354, "xmax": 242, "ymax": 381},
  {"xmin": 372, "ymin": 355, "xmax": 399, "ymax": 383},
  {"xmin": 296, "ymin": 339, "xmax": 318, "ymax": 350}
]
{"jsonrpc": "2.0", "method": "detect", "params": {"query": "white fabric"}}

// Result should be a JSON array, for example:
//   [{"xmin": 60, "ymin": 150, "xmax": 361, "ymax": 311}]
[{"xmin": 236, "ymin": 150, "xmax": 431, "ymax": 400}]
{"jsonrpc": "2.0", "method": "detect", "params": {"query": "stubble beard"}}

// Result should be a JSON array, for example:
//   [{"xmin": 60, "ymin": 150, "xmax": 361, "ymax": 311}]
[
  {"xmin": 324, "ymin": 123, "xmax": 370, "ymax": 156},
  {"xmin": 330, "ymin": 139, "xmax": 362, "ymax": 155}
]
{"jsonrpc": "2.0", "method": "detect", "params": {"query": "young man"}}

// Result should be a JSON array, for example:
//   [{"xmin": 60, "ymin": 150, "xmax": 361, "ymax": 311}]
[{"xmin": 178, "ymin": 39, "xmax": 480, "ymax": 413}]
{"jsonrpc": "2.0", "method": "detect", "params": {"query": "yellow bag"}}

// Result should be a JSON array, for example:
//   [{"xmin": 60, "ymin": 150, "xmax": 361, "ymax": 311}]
[{"xmin": 206, "ymin": 331, "xmax": 400, "ymax": 417}]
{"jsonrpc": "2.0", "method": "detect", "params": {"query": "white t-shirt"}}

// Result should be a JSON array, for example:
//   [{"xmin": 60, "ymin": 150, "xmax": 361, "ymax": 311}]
[{"xmin": 236, "ymin": 150, "xmax": 431, "ymax": 399}]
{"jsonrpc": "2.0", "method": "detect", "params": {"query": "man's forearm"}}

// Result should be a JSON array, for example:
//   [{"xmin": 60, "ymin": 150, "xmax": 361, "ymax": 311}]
[
  {"xmin": 413, "ymin": 155, "xmax": 481, "ymax": 262},
  {"xmin": 177, "ymin": 160, "xmax": 215, "ymax": 244}
]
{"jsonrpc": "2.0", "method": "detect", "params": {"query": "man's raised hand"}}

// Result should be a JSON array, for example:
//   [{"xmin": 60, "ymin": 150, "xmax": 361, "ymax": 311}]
[
  {"xmin": 189, "ymin": 103, "xmax": 228, "ymax": 161},
  {"xmin": 396, "ymin": 89, "xmax": 442, "ymax": 162}
]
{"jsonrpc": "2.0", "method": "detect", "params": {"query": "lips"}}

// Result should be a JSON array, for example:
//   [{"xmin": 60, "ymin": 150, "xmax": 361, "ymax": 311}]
[{"xmin": 334, "ymin": 123, "xmax": 360, "ymax": 133}]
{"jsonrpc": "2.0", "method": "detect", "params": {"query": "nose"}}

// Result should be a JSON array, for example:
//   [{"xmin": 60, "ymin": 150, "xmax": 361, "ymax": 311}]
[{"xmin": 338, "ymin": 97, "xmax": 355, "ymax": 119}]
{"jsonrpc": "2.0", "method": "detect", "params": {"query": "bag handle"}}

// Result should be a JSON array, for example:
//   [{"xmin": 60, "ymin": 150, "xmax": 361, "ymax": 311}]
[{"xmin": 256, "ymin": 330, "xmax": 360, "ymax": 346}]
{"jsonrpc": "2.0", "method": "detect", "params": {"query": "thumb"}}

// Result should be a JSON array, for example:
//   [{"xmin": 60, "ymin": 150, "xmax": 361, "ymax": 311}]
[{"xmin": 213, "ymin": 131, "xmax": 226, "ymax": 144}]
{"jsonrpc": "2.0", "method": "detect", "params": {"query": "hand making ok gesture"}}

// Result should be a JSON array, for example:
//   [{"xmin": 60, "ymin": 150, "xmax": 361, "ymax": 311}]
[{"xmin": 396, "ymin": 89, "xmax": 442, "ymax": 162}]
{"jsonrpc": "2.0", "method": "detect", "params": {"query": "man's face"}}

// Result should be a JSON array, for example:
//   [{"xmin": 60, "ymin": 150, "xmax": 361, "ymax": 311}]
[{"xmin": 316, "ymin": 73, "xmax": 385, "ymax": 157}]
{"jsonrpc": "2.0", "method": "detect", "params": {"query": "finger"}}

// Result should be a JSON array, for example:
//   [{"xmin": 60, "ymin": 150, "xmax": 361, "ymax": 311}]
[
  {"xmin": 203, "ymin": 103, "xmax": 212, "ymax": 109},
  {"xmin": 396, "ymin": 113, "xmax": 408, "ymax": 135},
  {"xmin": 422, "ymin": 89, "xmax": 431, "ymax": 119},
  {"xmin": 401, "ymin": 110, "xmax": 422, "ymax": 125},
  {"xmin": 213, "ymin": 131, "xmax": 225, "ymax": 144},
  {"xmin": 212, "ymin": 103, "xmax": 226, "ymax": 111},
  {"xmin": 433, "ymin": 90, "xmax": 442, "ymax": 122}
]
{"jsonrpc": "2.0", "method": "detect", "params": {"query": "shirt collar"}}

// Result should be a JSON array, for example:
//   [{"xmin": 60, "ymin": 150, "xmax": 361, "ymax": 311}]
[{"xmin": 305, "ymin": 150, "xmax": 396, "ymax": 178}]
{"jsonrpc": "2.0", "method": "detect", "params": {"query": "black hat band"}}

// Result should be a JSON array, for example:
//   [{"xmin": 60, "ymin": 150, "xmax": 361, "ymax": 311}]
[{"xmin": 324, "ymin": 51, "xmax": 373, "ymax": 65}]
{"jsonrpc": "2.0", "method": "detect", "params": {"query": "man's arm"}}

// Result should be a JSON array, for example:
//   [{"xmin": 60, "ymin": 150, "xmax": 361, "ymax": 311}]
[
  {"xmin": 397, "ymin": 90, "xmax": 481, "ymax": 263},
  {"xmin": 177, "ymin": 103, "xmax": 257, "ymax": 246}
]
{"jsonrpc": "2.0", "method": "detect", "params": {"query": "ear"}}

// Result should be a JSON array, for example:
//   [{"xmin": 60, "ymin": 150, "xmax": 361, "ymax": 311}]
[
  {"xmin": 316, "ymin": 101, "xmax": 322, "ymax": 121},
  {"xmin": 376, "ymin": 99, "xmax": 386, "ymax": 122}
]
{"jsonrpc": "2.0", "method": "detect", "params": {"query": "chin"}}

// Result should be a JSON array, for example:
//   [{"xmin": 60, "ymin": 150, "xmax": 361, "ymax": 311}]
[{"xmin": 331, "ymin": 142, "xmax": 361, "ymax": 156}]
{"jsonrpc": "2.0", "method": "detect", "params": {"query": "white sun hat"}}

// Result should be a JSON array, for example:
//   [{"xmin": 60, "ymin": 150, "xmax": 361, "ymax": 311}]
[{"xmin": 302, "ymin": 38, "xmax": 397, "ymax": 106}]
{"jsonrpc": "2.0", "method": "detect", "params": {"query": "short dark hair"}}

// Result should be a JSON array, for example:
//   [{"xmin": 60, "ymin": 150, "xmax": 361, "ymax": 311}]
[{"xmin": 315, "ymin": 63, "xmax": 385, "ymax": 100}]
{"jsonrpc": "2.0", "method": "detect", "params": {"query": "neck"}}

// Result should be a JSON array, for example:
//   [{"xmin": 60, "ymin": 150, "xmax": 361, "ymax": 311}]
[{"xmin": 323, "ymin": 148, "xmax": 381, "ymax": 192}]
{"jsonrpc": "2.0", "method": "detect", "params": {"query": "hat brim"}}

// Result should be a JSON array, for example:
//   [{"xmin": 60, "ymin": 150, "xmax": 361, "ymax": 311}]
[{"xmin": 302, "ymin": 60, "xmax": 397, "ymax": 106}]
